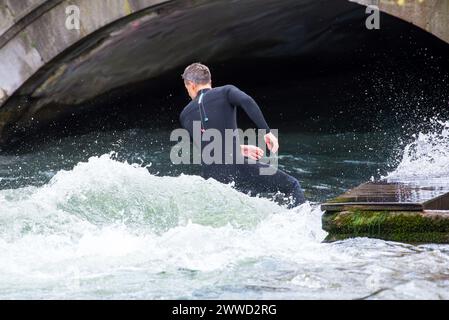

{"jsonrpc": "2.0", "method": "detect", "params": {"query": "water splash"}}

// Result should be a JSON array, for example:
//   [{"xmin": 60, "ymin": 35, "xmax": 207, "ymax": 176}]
[{"xmin": 385, "ymin": 120, "xmax": 449, "ymax": 181}]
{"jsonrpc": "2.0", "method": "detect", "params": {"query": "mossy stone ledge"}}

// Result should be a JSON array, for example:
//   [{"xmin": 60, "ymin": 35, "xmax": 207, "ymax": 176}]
[
  {"xmin": 322, "ymin": 210, "xmax": 449, "ymax": 244},
  {"xmin": 321, "ymin": 181, "xmax": 449, "ymax": 244}
]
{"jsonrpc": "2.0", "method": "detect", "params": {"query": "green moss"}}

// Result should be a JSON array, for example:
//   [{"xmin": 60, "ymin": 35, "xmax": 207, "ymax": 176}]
[
  {"xmin": 326, "ymin": 197, "xmax": 350, "ymax": 204},
  {"xmin": 324, "ymin": 232, "xmax": 449, "ymax": 244},
  {"xmin": 322, "ymin": 210, "xmax": 449, "ymax": 244},
  {"xmin": 19, "ymin": 30, "xmax": 28, "ymax": 42}
]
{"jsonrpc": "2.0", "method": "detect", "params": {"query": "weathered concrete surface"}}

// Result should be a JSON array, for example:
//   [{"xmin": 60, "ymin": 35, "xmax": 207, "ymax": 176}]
[
  {"xmin": 0, "ymin": 0, "xmax": 170, "ymax": 97},
  {"xmin": 0, "ymin": 0, "xmax": 49, "ymax": 36},
  {"xmin": 0, "ymin": 0, "xmax": 170, "ymax": 115},
  {"xmin": 352, "ymin": 0, "xmax": 449, "ymax": 44},
  {"xmin": 322, "ymin": 180, "xmax": 449, "ymax": 212}
]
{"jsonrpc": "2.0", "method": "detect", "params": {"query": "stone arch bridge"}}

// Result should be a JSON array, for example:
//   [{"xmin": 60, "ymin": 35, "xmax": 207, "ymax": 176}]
[{"xmin": 0, "ymin": 0, "xmax": 447, "ymax": 146}]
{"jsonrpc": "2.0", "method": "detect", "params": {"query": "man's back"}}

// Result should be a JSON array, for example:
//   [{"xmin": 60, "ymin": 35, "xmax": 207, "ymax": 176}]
[
  {"xmin": 180, "ymin": 85, "xmax": 270, "ymax": 137},
  {"xmin": 180, "ymin": 85, "xmax": 273, "ymax": 167},
  {"xmin": 180, "ymin": 85, "xmax": 238, "ymax": 139}
]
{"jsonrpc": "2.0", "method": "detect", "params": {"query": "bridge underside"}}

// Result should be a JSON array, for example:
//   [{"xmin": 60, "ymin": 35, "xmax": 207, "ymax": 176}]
[
  {"xmin": 352, "ymin": 0, "xmax": 449, "ymax": 44},
  {"xmin": 0, "ymin": 0, "xmax": 448, "ymax": 148}
]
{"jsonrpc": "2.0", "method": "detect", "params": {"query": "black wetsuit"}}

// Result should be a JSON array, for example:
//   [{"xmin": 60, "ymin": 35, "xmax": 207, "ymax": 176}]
[{"xmin": 180, "ymin": 85, "xmax": 305, "ymax": 207}]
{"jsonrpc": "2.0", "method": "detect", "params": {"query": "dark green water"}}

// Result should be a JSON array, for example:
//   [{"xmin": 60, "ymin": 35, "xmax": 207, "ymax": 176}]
[{"xmin": 0, "ymin": 128, "xmax": 403, "ymax": 202}]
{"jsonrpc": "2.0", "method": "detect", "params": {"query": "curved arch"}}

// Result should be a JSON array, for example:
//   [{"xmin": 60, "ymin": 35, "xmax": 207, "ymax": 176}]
[
  {"xmin": 0, "ymin": 0, "xmax": 448, "ymax": 147},
  {"xmin": 0, "ymin": 0, "xmax": 172, "ymax": 102}
]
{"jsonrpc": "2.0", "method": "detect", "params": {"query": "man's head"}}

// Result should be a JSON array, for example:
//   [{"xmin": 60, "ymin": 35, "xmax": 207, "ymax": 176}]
[{"xmin": 182, "ymin": 63, "xmax": 212, "ymax": 99}]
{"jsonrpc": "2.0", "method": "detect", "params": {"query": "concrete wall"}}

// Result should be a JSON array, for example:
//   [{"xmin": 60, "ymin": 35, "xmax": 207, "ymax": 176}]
[
  {"xmin": 0, "ymin": 0, "xmax": 49, "ymax": 36},
  {"xmin": 0, "ymin": 0, "xmax": 170, "ymax": 104},
  {"xmin": 352, "ymin": 0, "xmax": 449, "ymax": 44}
]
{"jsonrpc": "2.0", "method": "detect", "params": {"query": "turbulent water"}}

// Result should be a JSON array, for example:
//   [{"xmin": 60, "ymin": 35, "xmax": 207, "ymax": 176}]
[{"xmin": 0, "ymin": 122, "xmax": 449, "ymax": 299}]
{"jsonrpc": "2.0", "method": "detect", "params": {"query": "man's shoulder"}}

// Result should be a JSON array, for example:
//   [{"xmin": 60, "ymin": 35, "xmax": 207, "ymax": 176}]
[
  {"xmin": 214, "ymin": 84, "xmax": 238, "ymax": 92},
  {"xmin": 179, "ymin": 101, "xmax": 195, "ymax": 126},
  {"xmin": 180, "ymin": 100, "xmax": 195, "ymax": 116},
  {"xmin": 210, "ymin": 85, "xmax": 239, "ymax": 99}
]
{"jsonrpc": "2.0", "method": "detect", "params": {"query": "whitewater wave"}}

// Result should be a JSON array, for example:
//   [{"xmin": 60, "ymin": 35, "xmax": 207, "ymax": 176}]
[
  {"xmin": 0, "ymin": 153, "xmax": 299, "ymax": 237},
  {"xmin": 0, "ymin": 153, "xmax": 329, "ymax": 298}
]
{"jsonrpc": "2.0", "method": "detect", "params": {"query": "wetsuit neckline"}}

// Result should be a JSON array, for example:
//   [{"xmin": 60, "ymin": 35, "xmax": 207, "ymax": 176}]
[{"xmin": 197, "ymin": 88, "xmax": 212, "ymax": 97}]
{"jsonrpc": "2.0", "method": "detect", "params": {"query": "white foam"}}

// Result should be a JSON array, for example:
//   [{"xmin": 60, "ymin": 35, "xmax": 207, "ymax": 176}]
[
  {"xmin": 0, "ymin": 152, "xmax": 448, "ymax": 299},
  {"xmin": 385, "ymin": 120, "xmax": 449, "ymax": 181}
]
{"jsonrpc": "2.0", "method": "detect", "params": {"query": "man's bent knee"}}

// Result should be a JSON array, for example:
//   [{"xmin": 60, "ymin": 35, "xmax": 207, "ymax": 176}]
[{"xmin": 289, "ymin": 179, "xmax": 306, "ymax": 208}]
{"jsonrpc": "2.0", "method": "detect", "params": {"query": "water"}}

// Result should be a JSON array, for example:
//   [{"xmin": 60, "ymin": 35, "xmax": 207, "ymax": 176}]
[{"xmin": 0, "ymin": 123, "xmax": 449, "ymax": 299}]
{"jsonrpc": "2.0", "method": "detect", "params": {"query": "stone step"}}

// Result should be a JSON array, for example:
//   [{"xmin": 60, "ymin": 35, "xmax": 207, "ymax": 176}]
[
  {"xmin": 321, "ymin": 181, "xmax": 449, "ymax": 212},
  {"xmin": 321, "ymin": 180, "xmax": 449, "ymax": 244}
]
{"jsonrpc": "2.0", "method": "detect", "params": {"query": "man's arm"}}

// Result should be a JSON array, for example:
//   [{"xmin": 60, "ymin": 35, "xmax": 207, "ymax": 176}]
[
  {"xmin": 226, "ymin": 85, "xmax": 270, "ymax": 131},
  {"xmin": 227, "ymin": 85, "xmax": 279, "ymax": 153}
]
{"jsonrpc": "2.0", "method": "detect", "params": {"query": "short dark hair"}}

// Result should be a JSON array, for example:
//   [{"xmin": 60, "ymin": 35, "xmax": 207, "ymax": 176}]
[{"xmin": 182, "ymin": 63, "xmax": 211, "ymax": 84}]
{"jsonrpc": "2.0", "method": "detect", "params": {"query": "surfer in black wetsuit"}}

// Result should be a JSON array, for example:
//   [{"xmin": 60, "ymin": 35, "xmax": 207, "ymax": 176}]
[{"xmin": 179, "ymin": 63, "xmax": 305, "ymax": 207}]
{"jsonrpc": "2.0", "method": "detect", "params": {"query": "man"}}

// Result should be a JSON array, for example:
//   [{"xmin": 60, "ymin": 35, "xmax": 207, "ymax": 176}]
[{"xmin": 179, "ymin": 63, "xmax": 305, "ymax": 207}]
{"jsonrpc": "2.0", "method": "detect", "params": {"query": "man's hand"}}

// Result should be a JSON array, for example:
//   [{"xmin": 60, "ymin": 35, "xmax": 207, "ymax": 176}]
[
  {"xmin": 241, "ymin": 145, "xmax": 264, "ymax": 161},
  {"xmin": 264, "ymin": 132, "xmax": 279, "ymax": 154}
]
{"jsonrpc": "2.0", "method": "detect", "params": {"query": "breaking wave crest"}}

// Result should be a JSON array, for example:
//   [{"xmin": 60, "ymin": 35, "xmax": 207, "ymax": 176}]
[{"xmin": 0, "ymin": 153, "xmax": 328, "ymax": 298}]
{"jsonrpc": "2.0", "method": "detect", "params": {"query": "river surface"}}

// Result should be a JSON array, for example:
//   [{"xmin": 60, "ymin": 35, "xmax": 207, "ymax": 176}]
[{"xmin": 0, "ymin": 121, "xmax": 448, "ymax": 299}]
